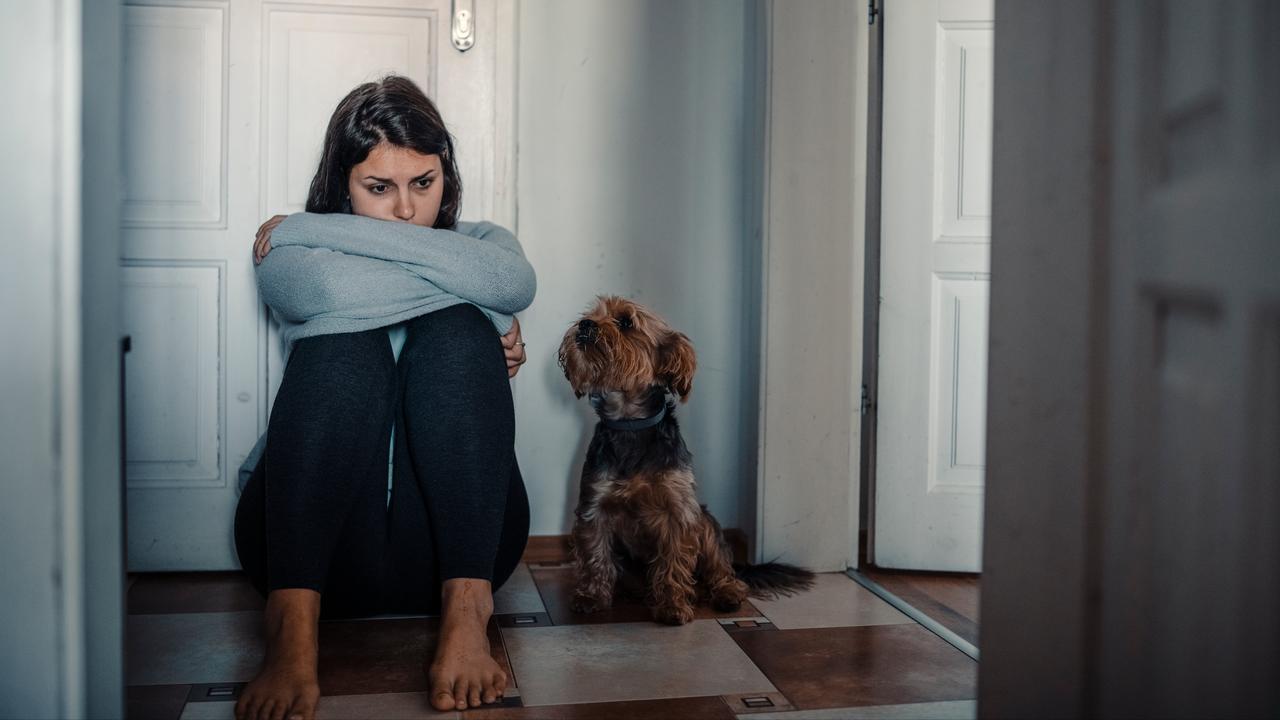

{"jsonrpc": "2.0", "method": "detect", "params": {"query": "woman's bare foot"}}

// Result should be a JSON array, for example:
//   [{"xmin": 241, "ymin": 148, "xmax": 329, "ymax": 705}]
[
  {"xmin": 236, "ymin": 589, "xmax": 322, "ymax": 720},
  {"xmin": 427, "ymin": 578, "xmax": 508, "ymax": 711}
]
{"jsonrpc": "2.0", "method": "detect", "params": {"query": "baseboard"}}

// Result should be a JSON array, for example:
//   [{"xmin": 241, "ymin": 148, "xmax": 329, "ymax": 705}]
[
  {"xmin": 522, "ymin": 529, "xmax": 750, "ymax": 566},
  {"xmin": 521, "ymin": 535, "xmax": 573, "ymax": 564}
]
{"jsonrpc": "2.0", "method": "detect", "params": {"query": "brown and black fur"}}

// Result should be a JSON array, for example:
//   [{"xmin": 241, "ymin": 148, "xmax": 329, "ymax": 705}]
[{"xmin": 558, "ymin": 295, "xmax": 814, "ymax": 625}]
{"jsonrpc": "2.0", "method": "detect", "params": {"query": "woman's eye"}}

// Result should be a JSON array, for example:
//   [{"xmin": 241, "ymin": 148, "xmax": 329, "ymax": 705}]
[
  {"xmin": 415, "ymin": 177, "xmax": 433, "ymax": 189},
  {"xmin": 370, "ymin": 184, "xmax": 387, "ymax": 194},
  {"xmin": 617, "ymin": 316, "xmax": 633, "ymax": 330}
]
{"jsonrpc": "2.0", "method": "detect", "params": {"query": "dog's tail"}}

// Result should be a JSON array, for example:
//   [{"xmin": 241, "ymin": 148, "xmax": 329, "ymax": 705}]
[{"xmin": 733, "ymin": 560, "xmax": 815, "ymax": 599}]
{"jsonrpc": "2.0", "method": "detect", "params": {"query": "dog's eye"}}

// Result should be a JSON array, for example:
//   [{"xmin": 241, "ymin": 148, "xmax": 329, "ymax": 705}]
[{"xmin": 616, "ymin": 315, "xmax": 633, "ymax": 331}]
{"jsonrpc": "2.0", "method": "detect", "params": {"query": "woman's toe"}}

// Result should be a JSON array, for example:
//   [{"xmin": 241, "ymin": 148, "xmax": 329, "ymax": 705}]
[
  {"xmin": 453, "ymin": 680, "xmax": 469, "ymax": 710},
  {"xmin": 430, "ymin": 684, "xmax": 455, "ymax": 711},
  {"xmin": 469, "ymin": 683, "xmax": 483, "ymax": 707}
]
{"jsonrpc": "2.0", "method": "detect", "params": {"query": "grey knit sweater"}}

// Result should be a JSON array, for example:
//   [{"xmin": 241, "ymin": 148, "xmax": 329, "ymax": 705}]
[{"xmin": 236, "ymin": 211, "xmax": 536, "ymax": 491}]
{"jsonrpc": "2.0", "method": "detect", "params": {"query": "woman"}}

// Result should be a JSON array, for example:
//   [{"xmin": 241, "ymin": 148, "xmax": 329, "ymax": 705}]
[{"xmin": 232, "ymin": 75, "xmax": 534, "ymax": 720}]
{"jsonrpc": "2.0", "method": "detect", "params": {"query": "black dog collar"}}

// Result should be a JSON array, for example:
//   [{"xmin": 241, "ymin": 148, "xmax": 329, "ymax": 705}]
[{"xmin": 589, "ymin": 392, "xmax": 669, "ymax": 431}]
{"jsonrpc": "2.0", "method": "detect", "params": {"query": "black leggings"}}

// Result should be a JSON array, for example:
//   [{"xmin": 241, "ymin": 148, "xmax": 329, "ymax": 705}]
[{"xmin": 234, "ymin": 303, "xmax": 529, "ymax": 619}]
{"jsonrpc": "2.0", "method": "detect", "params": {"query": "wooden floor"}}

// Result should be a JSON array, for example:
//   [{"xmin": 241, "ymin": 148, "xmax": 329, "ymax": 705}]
[{"xmin": 860, "ymin": 568, "xmax": 980, "ymax": 647}]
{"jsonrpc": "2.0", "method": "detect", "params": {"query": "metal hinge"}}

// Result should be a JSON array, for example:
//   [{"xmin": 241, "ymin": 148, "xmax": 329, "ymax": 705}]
[
  {"xmin": 868, "ymin": 0, "xmax": 879, "ymax": 25},
  {"xmin": 861, "ymin": 383, "xmax": 873, "ymax": 416}
]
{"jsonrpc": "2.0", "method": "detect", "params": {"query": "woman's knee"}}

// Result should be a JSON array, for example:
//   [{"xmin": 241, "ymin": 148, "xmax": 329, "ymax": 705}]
[
  {"xmin": 281, "ymin": 328, "xmax": 396, "ymax": 406},
  {"xmin": 403, "ymin": 303, "xmax": 502, "ymax": 363}
]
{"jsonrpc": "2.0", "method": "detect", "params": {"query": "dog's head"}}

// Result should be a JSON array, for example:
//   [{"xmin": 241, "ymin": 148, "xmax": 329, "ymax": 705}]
[{"xmin": 557, "ymin": 295, "xmax": 696, "ymax": 403}]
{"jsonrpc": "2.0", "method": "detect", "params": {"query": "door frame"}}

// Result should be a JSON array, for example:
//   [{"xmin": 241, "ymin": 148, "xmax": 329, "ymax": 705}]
[
  {"xmin": 754, "ymin": 0, "xmax": 870, "ymax": 571},
  {"xmin": 978, "ymin": 0, "xmax": 1104, "ymax": 712},
  {"xmin": 1, "ymin": 0, "xmax": 125, "ymax": 715},
  {"xmin": 857, "ymin": 0, "xmax": 884, "ymax": 569}
]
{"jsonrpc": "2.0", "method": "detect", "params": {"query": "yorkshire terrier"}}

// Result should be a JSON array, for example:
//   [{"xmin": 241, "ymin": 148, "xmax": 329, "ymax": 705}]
[{"xmin": 557, "ymin": 295, "xmax": 814, "ymax": 625}]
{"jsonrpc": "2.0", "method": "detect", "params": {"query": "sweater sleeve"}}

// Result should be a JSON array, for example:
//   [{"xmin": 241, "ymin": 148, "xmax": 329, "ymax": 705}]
[
  {"xmin": 267, "ymin": 212, "xmax": 536, "ymax": 315},
  {"xmin": 255, "ymin": 244, "xmax": 458, "ymax": 323}
]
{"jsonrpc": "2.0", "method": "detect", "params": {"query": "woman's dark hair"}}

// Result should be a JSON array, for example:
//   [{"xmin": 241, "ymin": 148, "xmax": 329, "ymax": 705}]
[{"xmin": 305, "ymin": 74, "xmax": 462, "ymax": 228}]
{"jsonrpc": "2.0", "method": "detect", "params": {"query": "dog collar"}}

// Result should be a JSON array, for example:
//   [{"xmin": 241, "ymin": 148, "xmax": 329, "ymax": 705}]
[{"xmin": 589, "ymin": 392, "xmax": 668, "ymax": 431}]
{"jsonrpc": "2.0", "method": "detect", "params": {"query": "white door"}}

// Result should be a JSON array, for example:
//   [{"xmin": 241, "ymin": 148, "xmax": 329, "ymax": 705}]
[
  {"xmin": 123, "ymin": 0, "xmax": 514, "ymax": 570},
  {"xmin": 873, "ymin": 0, "xmax": 992, "ymax": 571}
]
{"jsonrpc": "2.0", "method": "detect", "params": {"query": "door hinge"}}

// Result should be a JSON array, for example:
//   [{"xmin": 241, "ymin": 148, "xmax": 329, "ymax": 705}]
[
  {"xmin": 861, "ymin": 383, "xmax": 873, "ymax": 416},
  {"xmin": 868, "ymin": 0, "xmax": 879, "ymax": 25}
]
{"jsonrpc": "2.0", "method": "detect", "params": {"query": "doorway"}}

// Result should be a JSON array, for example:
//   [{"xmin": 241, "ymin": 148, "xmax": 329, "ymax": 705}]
[
  {"xmin": 854, "ymin": 0, "xmax": 992, "ymax": 657},
  {"xmin": 120, "ymin": 0, "xmax": 515, "ymax": 571}
]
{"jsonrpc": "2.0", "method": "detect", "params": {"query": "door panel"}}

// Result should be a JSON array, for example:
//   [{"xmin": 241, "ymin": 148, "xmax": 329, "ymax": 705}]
[
  {"xmin": 1097, "ymin": 1, "xmax": 1280, "ymax": 712},
  {"xmin": 874, "ymin": 0, "xmax": 992, "ymax": 571}
]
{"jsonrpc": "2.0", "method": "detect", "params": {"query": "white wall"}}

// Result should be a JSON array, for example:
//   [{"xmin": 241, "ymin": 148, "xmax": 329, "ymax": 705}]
[{"xmin": 514, "ymin": 0, "xmax": 756, "ymax": 535}]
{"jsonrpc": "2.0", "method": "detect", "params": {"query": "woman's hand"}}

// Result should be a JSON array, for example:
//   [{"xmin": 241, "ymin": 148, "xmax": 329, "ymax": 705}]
[
  {"xmin": 253, "ymin": 214, "xmax": 289, "ymax": 265},
  {"xmin": 500, "ymin": 316, "xmax": 527, "ymax": 378}
]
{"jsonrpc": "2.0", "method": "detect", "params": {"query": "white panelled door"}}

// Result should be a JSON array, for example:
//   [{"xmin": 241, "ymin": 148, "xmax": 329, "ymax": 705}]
[
  {"xmin": 123, "ymin": 0, "xmax": 512, "ymax": 570},
  {"xmin": 874, "ymin": 0, "xmax": 992, "ymax": 571}
]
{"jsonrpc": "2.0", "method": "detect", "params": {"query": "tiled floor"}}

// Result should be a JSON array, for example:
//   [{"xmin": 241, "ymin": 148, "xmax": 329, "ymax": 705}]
[
  {"xmin": 858, "ymin": 569, "xmax": 980, "ymax": 647},
  {"xmin": 126, "ymin": 563, "xmax": 977, "ymax": 719}
]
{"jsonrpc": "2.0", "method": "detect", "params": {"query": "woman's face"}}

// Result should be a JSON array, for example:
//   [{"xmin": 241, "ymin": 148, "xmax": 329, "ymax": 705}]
[{"xmin": 347, "ymin": 141, "xmax": 444, "ymax": 226}]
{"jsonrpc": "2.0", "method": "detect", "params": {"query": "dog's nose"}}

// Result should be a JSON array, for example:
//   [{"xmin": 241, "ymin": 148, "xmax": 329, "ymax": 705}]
[{"xmin": 576, "ymin": 319, "xmax": 598, "ymax": 345}]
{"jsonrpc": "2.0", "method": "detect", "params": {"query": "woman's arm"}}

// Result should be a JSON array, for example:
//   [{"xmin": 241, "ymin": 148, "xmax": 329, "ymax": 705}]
[
  {"xmin": 267, "ymin": 212, "xmax": 536, "ymax": 315},
  {"xmin": 256, "ymin": 244, "xmax": 496, "ymax": 325}
]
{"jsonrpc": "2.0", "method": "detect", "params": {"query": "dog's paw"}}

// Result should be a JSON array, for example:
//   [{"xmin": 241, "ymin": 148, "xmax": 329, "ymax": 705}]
[
  {"xmin": 570, "ymin": 593, "xmax": 608, "ymax": 614},
  {"xmin": 711, "ymin": 580, "xmax": 750, "ymax": 612},
  {"xmin": 653, "ymin": 604, "xmax": 695, "ymax": 626},
  {"xmin": 712, "ymin": 596, "xmax": 743, "ymax": 612}
]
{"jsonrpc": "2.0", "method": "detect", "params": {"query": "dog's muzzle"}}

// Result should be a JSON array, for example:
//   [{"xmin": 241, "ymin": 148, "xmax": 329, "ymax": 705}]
[{"xmin": 575, "ymin": 319, "xmax": 599, "ymax": 347}]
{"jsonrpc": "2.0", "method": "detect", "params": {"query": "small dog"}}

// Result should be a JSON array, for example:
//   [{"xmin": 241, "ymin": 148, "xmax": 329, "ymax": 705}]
[{"xmin": 558, "ymin": 295, "xmax": 814, "ymax": 625}]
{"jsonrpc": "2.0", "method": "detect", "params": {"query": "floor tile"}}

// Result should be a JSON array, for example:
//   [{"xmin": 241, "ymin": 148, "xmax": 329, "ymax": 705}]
[
  {"xmin": 127, "ymin": 612, "xmax": 264, "ymax": 686},
  {"xmin": 750, "ymin": 573, "xmax": 911, "ymax": 630},
  {"xmin": 129, "ymin": 573, "xmax": 264, "ymax": 615},
  {"xmin": 177, "ymin": 701, "xmax": 234, "ymax": 720},
  {"xmin": 493, "ymin": 563, "xmax": 547, "ymax": 616},
  {"xmin": 501, "ymin": 620, "xmax": 777, "ymax": 707},
  {"xmin": 316, "ymin": 691, "xmax": 463, "ymax": 719},
  {"xmin": 530, "ymin": 565, "xmax": 762, "ymax": 625},
  {"xmin": 126, "ymin": 684, "xmax": 190, "ymax": 720},
  {"xmin": 737, "ymin": 699, "xmax": 976, "ymax": 719},
  {"xmin": 317, "ymin": 616, "xmax": 435, "ymax": 696},
  {"xmin": 467, "ymin": 695, "xmax": 738, "ymax": 719},
  {"xmin": 318, "ymin": 615, "xmax": 516, "ymax": 697},
  {"xmin": 732, "ymin": 624, "xmax": 976, "ymax": 710}
]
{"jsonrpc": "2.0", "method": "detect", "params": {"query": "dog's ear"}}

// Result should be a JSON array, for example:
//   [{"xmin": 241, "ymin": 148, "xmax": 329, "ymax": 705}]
[{"xmin": 657, "ymin": 331, "xmax": 696, "ymax": 402}]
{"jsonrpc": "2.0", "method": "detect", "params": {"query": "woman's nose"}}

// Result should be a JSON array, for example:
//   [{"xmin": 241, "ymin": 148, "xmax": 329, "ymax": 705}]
[{"xmin": 393, "ymin": 191, "xmax": 414, "ymax": 221}]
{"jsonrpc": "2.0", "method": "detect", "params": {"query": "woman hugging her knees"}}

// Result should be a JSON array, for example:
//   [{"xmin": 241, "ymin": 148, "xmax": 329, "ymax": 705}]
[{"xmin": 232, "ymin": 74, "xmax": 535, "ymax": 720}]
